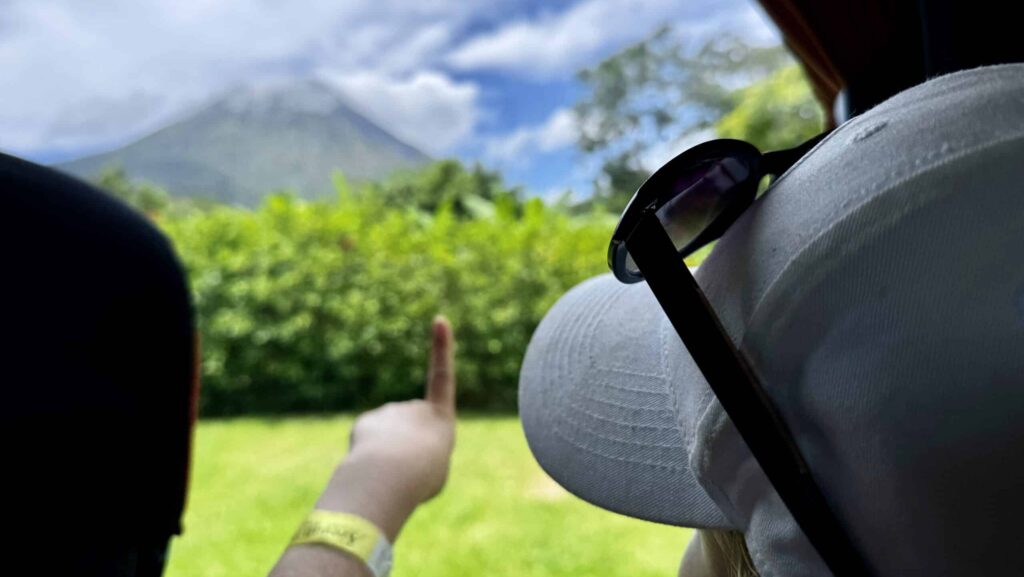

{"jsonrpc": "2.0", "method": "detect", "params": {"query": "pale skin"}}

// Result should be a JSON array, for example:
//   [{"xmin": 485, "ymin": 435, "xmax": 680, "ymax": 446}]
[
  {"xmin": 269, "ymin": 316, "xmax": 457, "ymax": 577},
  {"xmin": 267, "ymin": 315, "xmax": 722, "ymax": 577}
]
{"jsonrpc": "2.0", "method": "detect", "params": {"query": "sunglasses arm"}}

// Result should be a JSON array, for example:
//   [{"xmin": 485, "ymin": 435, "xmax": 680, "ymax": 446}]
[
  {"xmin": 760, "ymin": 132, "xmax": 831, "ymax": 177},
  {"xmin": 622, "ymin": 209, "xmax": 870, "ymax": 577}
]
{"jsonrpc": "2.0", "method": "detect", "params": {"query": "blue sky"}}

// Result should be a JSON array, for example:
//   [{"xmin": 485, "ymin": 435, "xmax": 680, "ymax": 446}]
[{"xmin": 0, "ymin": 0, "xmax": 779, "ymax": 196}]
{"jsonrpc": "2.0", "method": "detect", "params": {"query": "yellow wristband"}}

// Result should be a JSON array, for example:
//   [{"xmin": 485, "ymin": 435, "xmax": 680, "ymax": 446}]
[{"xmin": 290, "ymin": 510, "xmax": 393, "ymax": 577}]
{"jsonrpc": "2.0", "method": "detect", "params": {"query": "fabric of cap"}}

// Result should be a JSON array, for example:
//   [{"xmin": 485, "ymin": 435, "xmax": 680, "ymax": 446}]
[{"xmin": 519, "ymin": 63, "xmax": 1024, "ymax": 577}]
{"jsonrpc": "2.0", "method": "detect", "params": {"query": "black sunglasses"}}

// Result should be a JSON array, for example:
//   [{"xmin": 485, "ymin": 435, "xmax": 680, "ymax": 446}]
[{"xmin": 608, "ymin": 132, "xmax": 872, "ymax": 576}]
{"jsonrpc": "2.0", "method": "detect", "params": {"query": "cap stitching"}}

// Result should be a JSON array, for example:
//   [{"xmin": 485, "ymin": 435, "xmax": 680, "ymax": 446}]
[
  {"xmin": 593, "ymin": 363, "xmax": 666, "ymax": 379},
  {"xmin": 568, "ymin": 404, "xmax": 680, "ymax": 431},
  {"xmin": 553, "ymin": 279, "xmax": 620, "ymax": 458},
  {"xmin": 552, "ymin": 425, "xmax": 687, "ymax": 471},
  {"xmin": 562, "ymin": 413, "xmax": 691, "ymax": 449},
  {"xmin": 589, "ymin": 373, "xmax": 674, "ymax": 394},
  {"xmin": 573, "ymin": 392, "xmax": 675, "ymax": 415},
  {"xmin": 662, "ymin": 308, "xmax": 696, "ymax": 467}
]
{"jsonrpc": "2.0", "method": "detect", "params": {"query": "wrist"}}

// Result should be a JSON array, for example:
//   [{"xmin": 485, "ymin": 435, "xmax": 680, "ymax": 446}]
[{"xmin": 315, "ymin": 453, "xmax": 419, "ymax": 542}]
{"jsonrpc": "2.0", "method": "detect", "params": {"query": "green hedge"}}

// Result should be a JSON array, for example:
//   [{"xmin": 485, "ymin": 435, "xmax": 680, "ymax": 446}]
[{"xmin": 160, "ymin": 191, "xmax": 615, "ymax": 415}]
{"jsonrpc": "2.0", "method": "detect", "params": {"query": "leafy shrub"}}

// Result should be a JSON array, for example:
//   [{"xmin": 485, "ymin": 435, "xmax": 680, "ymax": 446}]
[
  {"xmin": 714, "ymin": 64, "xmax": 823, "ymax": 151},
  {"xmin": 160, "ymin": 184, "xmax": 615, "ymax": 415}
]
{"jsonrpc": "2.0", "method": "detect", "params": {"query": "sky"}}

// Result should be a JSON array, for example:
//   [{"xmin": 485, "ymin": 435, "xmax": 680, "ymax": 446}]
[{"xmin": 0, "ymin": 0, "xmax": 780, "ymax": 196}]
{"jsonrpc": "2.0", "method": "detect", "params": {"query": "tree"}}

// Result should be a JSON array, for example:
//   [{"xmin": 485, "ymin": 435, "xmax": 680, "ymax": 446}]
[
  {"xmin": 94, "ymin": 166, "xmax": 170, "ymax": 216},
  {"xmin": 159, "ymin": 186, "xmax": 612, "ymax": 415},
  {"xmin": 575, "ymin": 27, "xmax": 821, "ymax": 211},
  {"xmin": 714, "ymin": 64, "xmax": 823, "ymax": 151},
  {"xmin": 356, "ymin": 160, "xmax": 522, "ymax": 218}
]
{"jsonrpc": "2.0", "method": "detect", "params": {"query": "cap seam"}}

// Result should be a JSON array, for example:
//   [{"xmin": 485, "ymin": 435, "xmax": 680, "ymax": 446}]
[
  {"xmin": 568, "ymin": 403, "xmax": 680, "ymax": 431},
  {"xmin": 662, "ymin": 307, "xmax": 699, "ymax": 479},
  {"xmin": 588, "ymin": 374, "xmax": 674, "ymax": 395},
  {"xmin": 745, "ymin": 128, "xmax": 1024, "ymax": 336},
  {"xmin": 594, "ymin": 363, "xmax": 668, "ymax": 379},
  {"xmin": 556, "ymin": 278, "xmax": 690, "ymax": 472},
  {"xmin": 562, "ymin": 412, "xmax": 694, "ymax": 450},
  {"xmin": 552, "ymin": 278, "xmax": 620, "ymax": 464},
  {"xmin": 552, "ymin": 424, "xmax": 687, "ymax": 471},
  {"xmin": 573, "ymin": 391, "xmax": 675, "ymax": 415},
  {"xmin": 691, "ymin": 398, "xmax": 746, "ymax": 527}
]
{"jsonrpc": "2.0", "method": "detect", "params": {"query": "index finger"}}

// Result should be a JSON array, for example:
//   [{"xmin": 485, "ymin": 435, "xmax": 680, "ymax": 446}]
[{"xmin": 426, "ymin": 315, "xmax": 456, "ymax": 413}]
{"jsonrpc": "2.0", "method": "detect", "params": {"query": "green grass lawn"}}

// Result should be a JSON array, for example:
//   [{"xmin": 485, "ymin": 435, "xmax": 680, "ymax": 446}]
[{"xmin": 166, "ymin": 414, "xmax": 692, "ymax": 577}]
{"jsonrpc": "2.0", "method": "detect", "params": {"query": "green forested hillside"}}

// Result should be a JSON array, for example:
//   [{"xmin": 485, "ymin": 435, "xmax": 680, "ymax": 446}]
[{"xmin": 59, "ymin": 80, "xmax": 429, "ymax": 206}]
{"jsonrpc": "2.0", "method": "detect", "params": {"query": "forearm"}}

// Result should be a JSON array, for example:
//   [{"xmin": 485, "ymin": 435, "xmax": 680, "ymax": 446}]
[
  {"xmin": 314, "ymin": 453, "xmax": 420, "ymax": 543},
  {"xmin": 270, "ymin": 316, "xmax": 456, "ymax": 577},
  {"xmin": 270, "ymin": 544, "xmax": 373, "ymax": 577},
  {"xmin": 268, "ymin": 455, "xmax": 419, "ymax": 577}
]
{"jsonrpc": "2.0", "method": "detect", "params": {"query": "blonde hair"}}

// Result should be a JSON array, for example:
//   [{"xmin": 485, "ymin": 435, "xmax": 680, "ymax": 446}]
[{"xmin": 698, "ymin": 529, "xmax": 759, "ymax": 577}]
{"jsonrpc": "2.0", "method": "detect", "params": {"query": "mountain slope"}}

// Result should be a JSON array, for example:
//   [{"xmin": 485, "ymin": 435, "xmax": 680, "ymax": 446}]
[{"xmin": 58, "ymin": 80, "xmax": 430, "ymax": 205}]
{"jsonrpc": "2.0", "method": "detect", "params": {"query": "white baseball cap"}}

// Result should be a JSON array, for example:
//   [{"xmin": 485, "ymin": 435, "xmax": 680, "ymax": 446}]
[{"xmin": 519, "ymin": 63, "xmax": 1024, "ymax": 576}]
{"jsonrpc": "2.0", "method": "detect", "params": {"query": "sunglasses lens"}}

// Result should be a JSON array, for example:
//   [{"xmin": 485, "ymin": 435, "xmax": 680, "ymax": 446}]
[
  {"xmin": 622, "ymin": 156, "xmax": 750, "ymax": 277},
  {"xmin": 658, "ymin": 156, "xmax": 750, "ymax": 251}
]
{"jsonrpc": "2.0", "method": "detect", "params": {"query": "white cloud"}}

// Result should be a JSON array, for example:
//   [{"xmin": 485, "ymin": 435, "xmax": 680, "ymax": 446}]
[
  {"xmin": 327, "ymin": 71, "xmax": 480, "ymax": 155},
  {"xmin": 484, "ymin": 107, "xmax": 579, "ymax": 163},
  {"xmin": 0, "ymin": 0, "xmax": 493, "ymax": 158},
  {"xmin": 0, "ymin": 0, "xmax": 785, "ymax": 191},
  {"xmin": 448, "ymin": 0, "xmax": 777, "ymax": 77}
]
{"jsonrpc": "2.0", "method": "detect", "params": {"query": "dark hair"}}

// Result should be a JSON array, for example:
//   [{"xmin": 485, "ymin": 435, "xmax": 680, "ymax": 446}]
[{"xmin": 1, "ymin": 153, "xmax": 196, "ymax": 575}]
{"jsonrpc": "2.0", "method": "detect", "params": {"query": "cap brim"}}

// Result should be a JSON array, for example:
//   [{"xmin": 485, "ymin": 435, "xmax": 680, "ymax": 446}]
[{"xmin": 519, "ymin": 273, "xmax": 733, "ymax": 529}]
